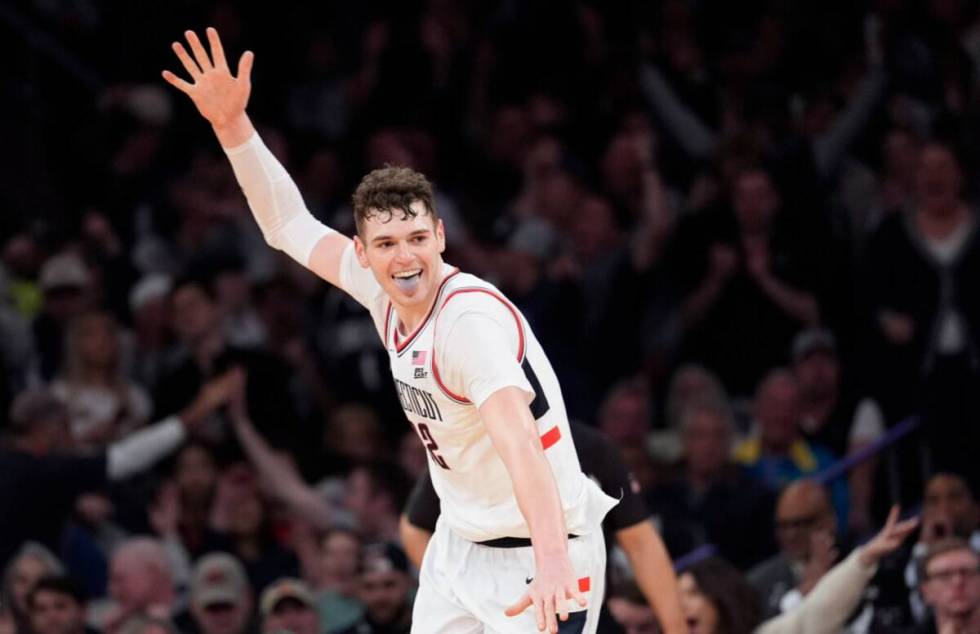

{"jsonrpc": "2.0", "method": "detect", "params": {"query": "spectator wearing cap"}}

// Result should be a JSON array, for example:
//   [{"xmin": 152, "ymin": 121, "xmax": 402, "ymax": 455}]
[
  {"xmin": 791, "ymin": 327, "xmax": 886, "ymax": 533},
  {"xmin": 33, "ymin": 252, "xmax": 94, "ymax": 381},
  {"xmin": 337, "ymin": 544, "xmax": 413, "ymax": 634},
  {"xmin": 0, "ymin": 374, "xmax": 239, "ymax": 570},
  {"xmin": 260, "ymin": 579, "xmax": 319, "ymax": 634},
  {"xmin": 27, "ymin": 575, "xmax": 93, "ymax": 634},
  {"xmin": 189, "ymin": 553, "xmax": 253, "ymax": 634}
]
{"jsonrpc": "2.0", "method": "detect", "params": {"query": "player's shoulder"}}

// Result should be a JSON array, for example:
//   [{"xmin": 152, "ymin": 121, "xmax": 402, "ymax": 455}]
[{"xmin": 438, "ymin": 272, "xmax": 518, "ymax": 322}]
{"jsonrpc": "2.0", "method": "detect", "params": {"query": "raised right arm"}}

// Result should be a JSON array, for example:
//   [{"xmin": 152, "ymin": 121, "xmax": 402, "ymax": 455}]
[{"xmin": 162, "ymin": 28, "xmax": 351, "ymax": 288}]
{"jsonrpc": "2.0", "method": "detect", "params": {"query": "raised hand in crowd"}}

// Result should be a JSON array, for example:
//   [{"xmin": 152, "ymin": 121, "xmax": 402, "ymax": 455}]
[{"xmin": 858, "ymin": 505, "xmax": 919, "ymax": 568}]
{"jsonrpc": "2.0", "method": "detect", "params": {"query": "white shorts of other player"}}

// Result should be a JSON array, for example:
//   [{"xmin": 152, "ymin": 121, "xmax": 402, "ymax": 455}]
[{"xmin": 412, "ymin": 517, "xmax": 607, "ymax": 633}]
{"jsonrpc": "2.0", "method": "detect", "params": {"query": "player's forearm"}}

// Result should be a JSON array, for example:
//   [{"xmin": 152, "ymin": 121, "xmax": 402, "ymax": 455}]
[
  {"xmin": 399, "ymin": 515, "xmax": 432, "ymax": 569},
  {"xmin": 617, "ymin": 522, "xmax": 687, "ymax": 634},
  {"xmin": 512, "ymin": 443, "xmax": 570, "ymax": 559},
  {"xmin": 222, "ymin": 127, "xmax": 333, "ymax": 268}
]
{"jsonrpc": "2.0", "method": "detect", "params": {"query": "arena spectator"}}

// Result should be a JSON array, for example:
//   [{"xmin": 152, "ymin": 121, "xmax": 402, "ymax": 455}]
[
  {"xmin": 50, "ymin": 310, "xmax": 152, "ymax": 448},
  {"xmin": 338, "ymin": 544, "xmax": 413, "ymax": 634},
  {"xmin": 748, "ymin": 480, "xmax": 839, "ymax": 619},
  {"xmin": 790, "ymin": 327, "xmax": 886, "ymax": 533},
  {"xmin": 0, "ymin": 374, "xmax": 238, "ymax": 569},
  {"xmin": 863, "ymin": 141, "xmax": 980, "ymax": 495},
  {"xmin": 0, "ymin": 543, "xmax": 64, "ymax": 634},
  {"xmin": 733, "ymin": 370, "xmax": 848, "ymax": 523},
  {"xmin": 677, "ymin": 557, "xmax": 762, "ymax": 634},
  {"xmin": 103, "ymin": 537, "xmax": 184, "ymax": 633},
  {"xmin": 27, "ymin": 575, "xmax": 91, "ymax": 634},
  {"xmin": 260, "ymin": 578, "xmax": 319, "ymax": 634},
  {"xmin": 911, "ymin": 539, "xmax": 980, "ymax": 634},
  {"xmin": 32, "ymin": 253, "xmax": 95, "ymax": 382},
  {"xmin": 606, "ymin": 582, "xmax": 659, "ymax": 634},
  {"xmin": 188, "ymin": 553, "xmax": 253, "ymax": 634},
  {"xmin": 647, "ymin": 398, "xmax": 776, "ymax": 568},
  {"xmin": 312, "ymin": 529, "xmax": 363, "ymax": 634}
]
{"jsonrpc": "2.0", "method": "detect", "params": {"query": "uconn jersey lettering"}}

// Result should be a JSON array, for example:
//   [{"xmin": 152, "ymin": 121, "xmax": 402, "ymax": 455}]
[{"xmin": 394, "ymin": 378, "xmax": 443, "ymax": 422}]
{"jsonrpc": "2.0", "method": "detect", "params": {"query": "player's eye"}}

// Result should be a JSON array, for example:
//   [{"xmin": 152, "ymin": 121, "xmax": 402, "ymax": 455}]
[{"xmin": 412, "ymin": 235, "xmax": 427, "ymax": 244}]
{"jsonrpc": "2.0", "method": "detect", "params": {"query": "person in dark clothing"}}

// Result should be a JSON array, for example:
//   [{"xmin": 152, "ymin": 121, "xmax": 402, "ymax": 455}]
[
  {"xmin": 862, "ymin": 142, "xmax": 980, "ymax": 496},
  {"xmin": 338, "ymin": 544, "xmax": 413, "ymax": 634},
  {"xmin": 0, "ymin": 374, "xmax": 239, "ymax": 570},
  {"xmin": 647, "ymin": 398, "xmax": 777, "ymax": 569},
  {"xmin": 399, "ymin": 421, "xmax": 686, "ymax": 634},
  {"xmin": 673, "ymin": 167, "xmax": 823, "ymax": 396},
  {"xmin": 153, "ymin": 275, "xmax": 305, "ymax": 463}
]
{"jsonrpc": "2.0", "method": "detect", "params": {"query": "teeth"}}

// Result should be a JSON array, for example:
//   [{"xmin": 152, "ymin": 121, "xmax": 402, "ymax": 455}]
[{"xmin": 393, "ymin": 270, "xmax": 421, "ymax": 279}]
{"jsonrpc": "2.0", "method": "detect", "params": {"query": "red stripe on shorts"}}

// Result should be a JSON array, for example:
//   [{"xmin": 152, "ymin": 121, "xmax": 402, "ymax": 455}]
[
  {"xmin": 540, "ymin": 426, "xmax": 561, "ymax": 450},
  {"xmin": 578, "ymin": 577, "xmax": 590, "ymax": 593}
]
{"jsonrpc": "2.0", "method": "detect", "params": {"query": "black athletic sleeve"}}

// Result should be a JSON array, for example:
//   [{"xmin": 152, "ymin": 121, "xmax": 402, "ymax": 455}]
[
  {"xmin": 405, "ymin": 470, "xmax": 442, "ymax": 532},
  {"xmin": 570, "ymin": 423, "xmax": 651, "ymax": 532}
]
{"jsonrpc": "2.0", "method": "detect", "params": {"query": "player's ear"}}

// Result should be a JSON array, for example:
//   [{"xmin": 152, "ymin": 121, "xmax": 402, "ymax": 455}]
[
  {"xmin": 435, "ymin": 218, "xmax": 446, "ymax": 254},
  {"xmin": 353, "ymin": 235, "xmax": 370, "ymax": 268}
]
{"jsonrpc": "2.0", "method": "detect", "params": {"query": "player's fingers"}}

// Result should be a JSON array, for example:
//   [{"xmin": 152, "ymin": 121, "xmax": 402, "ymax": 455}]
[
  {"xmin": 185, "ymin": 30, "xmax": 213, "ymax": 71},
  {"xmin": 556, "ymin": 590, "xmax": 569, "ymax": 622},
  {"xmin": 237, "ymin": 51, "xmax": 254, "ymax": 83},
  {"xmin": 567, "ymin": 585, "xmax": 588, "ymax": 607},
  {"xmin": 542, "ymin": 594, "xmax": 558, "ymax": 633},
  {"xmin": 504, "ymin": 594, "xmax": 532, "ymax": 617},
  {"xmin": 893, "ymin": 517, "xmax": 920, "ymax": 538},
  {"xmin": 172, "ymin": 42, "xmax": 201, "ymax": 78},
  {"xmin": 533, "ymin": 595, "xmax": 547, "ymax": 631},
  {"xmin": 161, "ymin": 70, "xmax": 193, "ymax": 94},
  {"xmin": 206, "ymin": 27, "xmax": 228, "ymax": 70}
]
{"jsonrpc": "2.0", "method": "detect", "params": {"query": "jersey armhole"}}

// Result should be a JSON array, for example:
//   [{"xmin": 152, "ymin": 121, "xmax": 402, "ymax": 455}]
[{"xmin": 430, "ymin": 288, "xmax": 526, "ymax": 405}]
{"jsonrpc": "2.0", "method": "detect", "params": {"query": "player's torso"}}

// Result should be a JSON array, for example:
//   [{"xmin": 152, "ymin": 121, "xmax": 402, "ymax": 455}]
[{"xmin": 378, "ymin": 271, "xmax": 593, "ymax": 539}]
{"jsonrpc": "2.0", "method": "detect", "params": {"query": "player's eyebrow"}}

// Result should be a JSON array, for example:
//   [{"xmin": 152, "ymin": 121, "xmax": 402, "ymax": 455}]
[{"xmin": 371, "ymin": 229, "xmax": 430, "ymax": 245}]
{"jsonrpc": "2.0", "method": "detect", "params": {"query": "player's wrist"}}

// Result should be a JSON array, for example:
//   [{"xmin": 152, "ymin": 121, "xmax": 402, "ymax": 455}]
[{"xmin": 213, "ymin": 112, "xmax": 254, "ymax": 149}]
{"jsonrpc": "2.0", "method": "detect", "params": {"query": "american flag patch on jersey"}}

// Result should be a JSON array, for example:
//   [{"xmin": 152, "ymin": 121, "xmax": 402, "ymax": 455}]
[{"xmin": 412, "ymin": 350, "xmax": 428, "ymax": 365}]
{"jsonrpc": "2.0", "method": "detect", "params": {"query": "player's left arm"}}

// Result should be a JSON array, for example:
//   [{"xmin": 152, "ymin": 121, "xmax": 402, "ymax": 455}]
[
  {"xmin": 437, "ymin": 304, "xmax": 584, "ymax": 633},
  {"xmin": 482, "ymin": 388, "xmax": 586, "ymax": 633},
  {"xmin": 615, "ymin": 520, "xmax": 687, "ymax": 634}
]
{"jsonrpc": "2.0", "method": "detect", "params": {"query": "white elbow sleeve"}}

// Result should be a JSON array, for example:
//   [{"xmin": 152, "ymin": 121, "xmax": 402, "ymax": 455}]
[{"xmin": 225, "ymin": 133, "xmax": 335, "ymax": 266}]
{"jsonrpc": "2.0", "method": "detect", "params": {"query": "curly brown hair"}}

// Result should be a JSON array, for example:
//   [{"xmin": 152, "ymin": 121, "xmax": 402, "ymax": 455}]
[{"xmin": 351, "ymin": 166, "xmax": 437, "ymax": 237}]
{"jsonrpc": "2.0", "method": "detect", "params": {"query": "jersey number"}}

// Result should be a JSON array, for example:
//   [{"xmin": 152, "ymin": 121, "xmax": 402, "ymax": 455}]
[{"xmin": 416, "ymin": 422, "xmax": 450, "ymax": 470}]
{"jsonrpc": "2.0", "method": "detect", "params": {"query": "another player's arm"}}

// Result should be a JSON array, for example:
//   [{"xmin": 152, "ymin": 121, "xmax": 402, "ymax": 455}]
[
  {"xmin": 482, "ymin": 388, "xmax": 586, "ymax": 633},
  {"xmin": 162, "ymin": 28, "xmax": 351, "ymax": 288},
  {"xmin": 399, "ymin": 515, "xmax": 432, "ymax": 568},
  {"xmin": 615, "ymin": 521, "xmax": 687, "ymax": 634}
]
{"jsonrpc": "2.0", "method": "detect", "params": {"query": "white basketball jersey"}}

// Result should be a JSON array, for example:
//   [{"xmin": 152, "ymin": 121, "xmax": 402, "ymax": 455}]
[{"xmin": 339, "ymin": 249, "xmax": 617, "ymax": 542}]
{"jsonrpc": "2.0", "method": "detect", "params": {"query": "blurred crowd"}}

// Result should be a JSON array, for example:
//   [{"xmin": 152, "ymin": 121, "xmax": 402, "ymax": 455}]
[{"xmin": 3, "ymin": 0, "xmax": 980, "ymax": 632}]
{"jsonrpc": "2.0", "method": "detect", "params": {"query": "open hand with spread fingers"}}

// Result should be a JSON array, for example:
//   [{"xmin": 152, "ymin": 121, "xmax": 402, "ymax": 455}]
[{"xmin": 162, "ymin": 28, "xmax": 253, "ymax": 133}]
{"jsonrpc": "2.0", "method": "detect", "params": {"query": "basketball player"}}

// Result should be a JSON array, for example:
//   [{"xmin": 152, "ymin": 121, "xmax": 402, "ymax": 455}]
[{"xmin": 162, "ymin": 29, "xmax": 617, "ymax": 633}]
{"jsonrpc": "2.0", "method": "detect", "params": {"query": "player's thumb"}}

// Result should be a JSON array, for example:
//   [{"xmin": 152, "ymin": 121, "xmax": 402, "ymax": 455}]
[
  {"xmin": 504, "ymin": 594, "xmax": 532, "ymax": 617},
  {"xmin": 237, "ymin": 51, "xmax": 254, "ymax": 82}
]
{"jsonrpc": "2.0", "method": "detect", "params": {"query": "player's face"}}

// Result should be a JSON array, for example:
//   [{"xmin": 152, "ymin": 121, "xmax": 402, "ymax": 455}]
[{"xmin": 354, "ymin": 204, "xmax": 446, "ymax": 311}]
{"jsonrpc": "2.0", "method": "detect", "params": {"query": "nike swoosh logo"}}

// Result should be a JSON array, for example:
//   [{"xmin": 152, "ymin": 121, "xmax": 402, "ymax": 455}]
[{"xmin": 525, "ymin": 576, "xmax": 533, "ymax": 585}]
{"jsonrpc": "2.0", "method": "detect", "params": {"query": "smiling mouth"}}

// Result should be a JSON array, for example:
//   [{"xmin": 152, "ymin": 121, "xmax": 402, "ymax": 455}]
[{"xmin": 392, "ymin": 269, "xmax": 422, "ymax": 281}]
